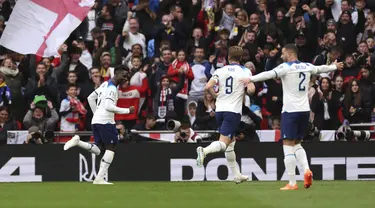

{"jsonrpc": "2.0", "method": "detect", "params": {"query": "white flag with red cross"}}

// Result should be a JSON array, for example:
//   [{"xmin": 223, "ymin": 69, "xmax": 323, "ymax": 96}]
[{"xmin": 0, "ymin": 0, "xmax": 94, "ymax": 57}]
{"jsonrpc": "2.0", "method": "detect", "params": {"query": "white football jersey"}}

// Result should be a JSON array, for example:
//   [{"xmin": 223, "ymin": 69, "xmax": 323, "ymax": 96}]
[
  {"xmin": 211, "ymin": 64, "xmax": 252, "ymax": 114},
  {"xmin": 271, "ymin": 61, "xmax": 335, "ymax": 113},
  {"xmin": 91, "ymin": 81, "xmax": 119, "ymax": 124}
]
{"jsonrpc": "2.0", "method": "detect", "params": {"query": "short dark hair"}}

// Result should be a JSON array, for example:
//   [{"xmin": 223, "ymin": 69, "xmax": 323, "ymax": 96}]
[
  {"xmin": 37, "ymin": 62, "xmax": 47, "ymax": 68},
  {"xmin": 67, "ymin": 71, "xmax": 77, "ymax": 76},
  {"xmin": 146, "ymin": 113, "xmax": 156, "ymax": 121},
  {"xmin": 283, "ymin": 44, "xmax": 299, "ymax": 55},
  {"xmin": 228, "ymin": 46, "xmax": 243, "ymax": 62},
  {"xmin": 114, "ymin": 65, "xmax": 128, "ymax": 74},
  {"xmin": 67, "ymin": 83, "xmax": 77, "ymax": 90}
]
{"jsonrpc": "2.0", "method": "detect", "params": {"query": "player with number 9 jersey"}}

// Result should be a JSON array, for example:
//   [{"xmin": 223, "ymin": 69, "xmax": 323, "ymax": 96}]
[{"xmin": 212, "ymin": 64, "xmax": 252, "ymax": 114}]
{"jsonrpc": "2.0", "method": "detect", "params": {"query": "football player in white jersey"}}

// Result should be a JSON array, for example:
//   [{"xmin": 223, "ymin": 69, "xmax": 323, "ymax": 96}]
[
  {"xmin": 196, "ymin": 46, "xmax": 256, "ymax": 184},
  {"xmin": 64, "ymin": 66, "xmax": 135, "ymax": 185},
  {"xmin": 249, "ymin": 44, "xmax": 344, "ymax": 190}
]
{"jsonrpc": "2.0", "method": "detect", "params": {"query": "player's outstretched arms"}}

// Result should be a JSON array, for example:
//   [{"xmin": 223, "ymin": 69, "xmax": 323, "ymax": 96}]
[
  {"xmin": 104, "ymin": 98, "xmax": 130, "ymax": 114},
  {"xmin": 87, "ymin": 91, "xmax": 98, "ymax": 113},
  {"xmin": 249, "ymin": 70, "xmax": 277, "ymax": 83},
  {"xmin": 312, "ymin": 60, "xmax": 344, "ymax": 74}
]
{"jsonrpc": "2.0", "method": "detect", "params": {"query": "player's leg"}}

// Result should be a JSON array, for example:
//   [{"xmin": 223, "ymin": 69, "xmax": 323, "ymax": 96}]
[
  {"xmin": 93, "ymin": 124, "xmax": 118, "ymax": 185},
  {"xmin": 294, "ymin": 112, "xmax": 313, "ymax": 189},
  {"xmin": 225, "ymin": 139, "xmax": 248, "ymax": 184},
  {"xmin": 63, "ymin": 125, "xmax": 101, "ymax": 155},
  {"xmin": 280, "ymin": 112, "xmax": 298, "ymax": 190},
  {"xmin": 196, "ymin": 112, "xmax": 228, "ymax": 167}
]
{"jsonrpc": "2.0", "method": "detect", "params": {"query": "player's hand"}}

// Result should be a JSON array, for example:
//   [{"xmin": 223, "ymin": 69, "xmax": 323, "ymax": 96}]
[
  {"xmin": 334, "ymin": 60, "xmax": 344, "ymax": 71},
  {"xmin": 247, "ymin": 82, "xmax": 256, "ymax": 95},
  {"xmin": 349, "ymin": 106, "xmax": 356, "ymax": 114},
  {"xmin": 129, "ymin": 106, "xmax": 135, "ymax": 114},
  {"xmin": 47, "ymin": 101, "xmax": 53, "ymax": 109}
]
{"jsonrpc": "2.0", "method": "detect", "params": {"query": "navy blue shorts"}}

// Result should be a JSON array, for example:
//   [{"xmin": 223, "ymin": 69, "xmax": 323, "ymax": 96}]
[
  {"xmin": 92, "ymin": 124, "xmax": 119, "ymax": 146},
  {"xmin": 281, "ymin": 111, "xmax": 310, "ymax": 140},
  {"xmin": 215, "ymin": 111, "xmax": 241, "ymax": 139}
]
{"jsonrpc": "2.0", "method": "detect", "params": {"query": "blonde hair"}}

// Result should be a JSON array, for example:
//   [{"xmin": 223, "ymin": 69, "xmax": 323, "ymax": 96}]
[{"xmin": 228, "ymin": 46, "xmax": 243, "ymax": 62}]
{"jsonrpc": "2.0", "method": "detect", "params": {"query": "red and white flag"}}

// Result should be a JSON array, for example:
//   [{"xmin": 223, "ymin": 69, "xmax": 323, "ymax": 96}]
[{"xmin": 0, "ymin": 0, "xmax": 94, "ymax": 57}]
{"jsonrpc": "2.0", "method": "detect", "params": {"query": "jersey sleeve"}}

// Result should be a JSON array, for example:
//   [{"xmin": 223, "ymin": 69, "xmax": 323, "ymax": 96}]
[
  {"xmin": 250, "ymin": 64, "xmax": 286, "ymax": 82},
  {"xmin": 59, "ymin": 99, "xmax": 71, "ymax": 112},
  {"xmin": 309, "ymin": 64, "xmax": 337, "ymax": 75},
  {"xmin": 105, "ymin": 86, "xmax": 117, "ymax": 102},
  {"xmin": 272, "ymin": 63, "xmax": 288, "ymax": 78}
]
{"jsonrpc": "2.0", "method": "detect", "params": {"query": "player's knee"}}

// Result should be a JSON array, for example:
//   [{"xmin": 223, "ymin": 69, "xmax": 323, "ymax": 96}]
[
  {"xmin": 105, "ymin": 144, "xmax": 116, "ymax": 152},
  {"xmin": 225, "ymin": 141, "xmax": 235, "ymax": 152}
]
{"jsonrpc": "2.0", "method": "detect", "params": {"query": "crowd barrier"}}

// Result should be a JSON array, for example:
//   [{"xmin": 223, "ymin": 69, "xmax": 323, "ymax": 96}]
[
  {"xmin": 0, "ymin": 143, "xmax": 374, "ymax": 182},
  {"xmin": 6, "ymin": 130, "xmax": 338, "ymax": 144}
]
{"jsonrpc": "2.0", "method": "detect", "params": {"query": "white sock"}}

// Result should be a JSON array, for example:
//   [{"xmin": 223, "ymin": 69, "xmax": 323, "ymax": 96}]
[
  {"xmin": 96, "ymin": 150, "xmax": 114, "ymax": 180},
  {"xmin": 225, "ymin": 142, "xmax": 241, "ymax": 178},
  {"xmin": 283, "ymin": 145, "xmax": 296, "ymax": 186},
  {"xmin": 203, "ymin": 141, "xmax": 226, "ymax": 155},
  {"xmin": 77, "ymin": 141, "xmax": 101, "ymax": 155},
  {"xmin": 294, "ymin": 144, "xmax": 310, "ymax": 172}
]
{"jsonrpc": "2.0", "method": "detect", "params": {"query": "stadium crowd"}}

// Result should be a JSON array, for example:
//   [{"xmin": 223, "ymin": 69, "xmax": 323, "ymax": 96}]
[{"xmin": 0, "ymin": 0, "xmax": 375, "ymax": 144}]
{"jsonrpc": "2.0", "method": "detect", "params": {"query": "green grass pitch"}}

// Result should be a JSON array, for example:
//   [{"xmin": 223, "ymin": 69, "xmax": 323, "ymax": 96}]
[{"xmin": 1, "ymin": 181, "xmax": 374, "ymax": 208}]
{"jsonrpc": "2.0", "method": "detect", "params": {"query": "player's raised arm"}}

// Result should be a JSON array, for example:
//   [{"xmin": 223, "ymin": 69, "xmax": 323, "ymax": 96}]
[
  {"xmin": 104, "ymin": 87, "xmax": 133, "ymax": 114},
  {"xmin": 87, "ymin": 90, "xmax": 99, "ymax": 113},
  {"xmin": 311, "ymin": 60, "xmax": 344, "ymax": 74}
]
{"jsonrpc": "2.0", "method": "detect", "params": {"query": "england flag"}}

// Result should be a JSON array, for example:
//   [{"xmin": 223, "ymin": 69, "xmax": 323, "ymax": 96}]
[{"xmin": 0, "ymin": 0, "xmax": 94, "ymax": 57}]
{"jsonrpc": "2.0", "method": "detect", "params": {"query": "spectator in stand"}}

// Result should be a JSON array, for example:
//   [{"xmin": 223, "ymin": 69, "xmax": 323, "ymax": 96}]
[
  {"xmin": 124, "ymin": 44, "xmax": 147, "ymax": 69},
  {"xmin": 0, "ymin": 106, "xmax": 19, "ymax": 145},
  {"xmin": 358, "ymin": 66, "xmax": 375, "ymax": 108},
  {"xmin": 132, "ymin": 114, "xmax": 158, "ymax": 143},
  {"xmin": 154, "ymin": 14, "xmax": 185, "ymax": 57},
  {"xmin": 133, "ymin": 0, "xmax": 158, "ymax": 42},
  {"xmin": 60, "ymin": 71, "xmax": 85, "ymax": 102},
  {"xmin": 97, "ymin": 52, "xmax": 114, "ymax": 80},
  {"xmin": 153, "ymin": 73, "xmax": 184, "ymax": 120},
  {"xmin": 59, "ymin": 84, "xmax": 87, "ymax": 132},
  {"xmin": 150, "ymin": 48, "xmax": 172, "ymax": 96},
  {"xmin": 331, "ymin": 75, "xmax": 346, "ymax": 122},
  {"xmin": 188, "ymin": 47, "xmax": 213, "ymax": 104},
  {"xmin": 58, "ymin": 47, "xmax": 89, "ymax": 84},
  {"xmin": 195, "ymin": 91, "xmax": 216, "ymax": 130},
  {"xmin": 24, "ymin": 63, "xmax": 58, "ymax": 106},
  {"xmin": 23, "ymin": 100, "xmax": 59, "ymax": 132},
  {"xmin": 167, "ymin": 50, "xmax": 194, "ymax": 118},
  {"xmin": 122, "ymin": 12, "xmax": 147, "ymax": 60},
  {"xmin": 265, "ymin": 77, "xmax": 282, "ymax": 124},
  {"xmin": 0, "ymin": 57, "xmax": 25, "ymax": 121},
  {"xmin": 340, "ymin": 54, "xmax": 360, "ymax": 82},
  {"xmin": 117, "ymin": 68, "xmax": 148, "ymax": 129},
  {"xmin": 185, "ymin": 27, "xmax": 215, "ymax": 58},
  {"xmin": 343, "ymin": 79, "xmax": 372, "ymax": 124},
  {"xmin": 96, "ymin": 3, "xmax": 120, "ymax": 48},
  {"xmin": 187, "ymin": 101, "xmax": 197, "ymax": 129},
  {"xmin": 77, "ymin": 38, "xmax": 93, "ymax": 70},
  {"xmin": 311, "ymin": 77, "xmax": 340, "ymax": 130}
]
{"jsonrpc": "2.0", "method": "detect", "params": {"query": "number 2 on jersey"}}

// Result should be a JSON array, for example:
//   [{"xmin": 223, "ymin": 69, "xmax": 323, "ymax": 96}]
[
  {"xmin": 225, "ymin": 76, "xmax": 233, "ymax": 94},
  {"xmin": 299, "ymin": 72, "xmax": 306, "ymax": 91}
]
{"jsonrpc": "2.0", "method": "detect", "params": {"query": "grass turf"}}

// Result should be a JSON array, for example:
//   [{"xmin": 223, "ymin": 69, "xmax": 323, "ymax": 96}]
[{"xmin": 1, "ymin": 181, "xmax": 374, "ymax": 208}]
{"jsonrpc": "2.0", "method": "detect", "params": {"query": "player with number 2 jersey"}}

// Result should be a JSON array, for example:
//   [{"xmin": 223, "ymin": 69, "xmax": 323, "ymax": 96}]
[{"xmin": 249, "ymin": 44, "xmax": 344, "ymax": 190}]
